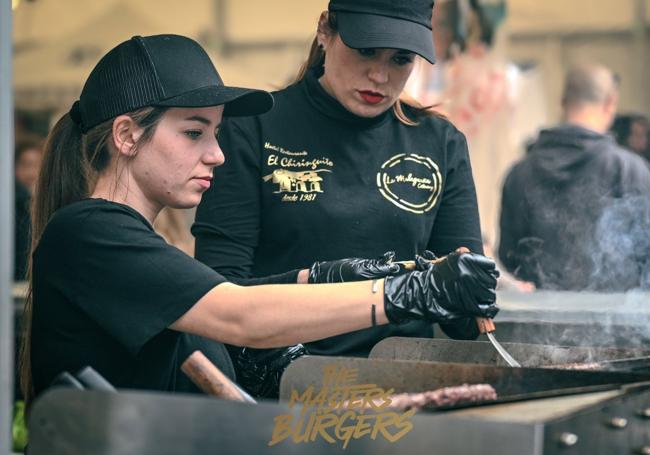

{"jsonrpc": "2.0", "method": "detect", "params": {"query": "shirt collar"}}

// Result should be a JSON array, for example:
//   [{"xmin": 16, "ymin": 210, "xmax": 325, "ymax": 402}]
[{"xmin": 302, "ymin": 68, "xmax": 391, "ymax": 128}]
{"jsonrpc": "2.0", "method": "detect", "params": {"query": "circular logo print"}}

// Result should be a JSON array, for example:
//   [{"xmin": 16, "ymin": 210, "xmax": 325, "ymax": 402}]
[{"xmin": 376, "ymin": 153, "xmax": 442, "ymax": 214}]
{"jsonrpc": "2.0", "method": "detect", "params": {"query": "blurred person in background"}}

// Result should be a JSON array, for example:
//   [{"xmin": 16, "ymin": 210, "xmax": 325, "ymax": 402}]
[
  {"xmin": 405, "ymin": 0, "xmax": 545, "ymax": 260},
  {"xmin": 15, "ymin": 135, "xmax": 43, "ymax": 193},
  {"xmin": 499, "ymin": 64, "xmax": 650, "ymax": 291},
  {"xmin": 611, "ymin": 113, "xmax": 649, "ymax": 162},
  {"xmin": 14, "ymin": 136, "xmax": 43, "ymax": 280},
  {"xmin": 481, "ymin": 237, "xmax": 534, "ymax": 293},
  {"xmin": 405, "ymin": 0, "xmax": 501, "ymax": 107},
  {"xmin": 193, "ymin": 0, "xmax": 491, "ymax": 397}
]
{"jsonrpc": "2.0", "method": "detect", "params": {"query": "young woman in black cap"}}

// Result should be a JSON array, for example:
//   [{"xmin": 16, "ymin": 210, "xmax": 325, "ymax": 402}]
[
  {"xmin": 20, "ymin": 34, "xmax": 498, "ymax": 407},
  {"xmin": 193, "ymin": 0, "xmax": 489, "ymax": 359}
]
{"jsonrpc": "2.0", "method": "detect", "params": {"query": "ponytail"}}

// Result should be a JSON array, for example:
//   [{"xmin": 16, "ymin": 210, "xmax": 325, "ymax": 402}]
[
  {"xmin": 31, "ymin": 114, "xmax": 89, "ymax": 248},
  {"xmin": 19, "ymin": 113, "xmax": 89, "ymax": 407},
  {"xmin": 291, "ymin": 12, "xmax": 336, "ymax": 85},
  {"xmin": 20, "ymin": 106, "xmax": 167, "ymax": 409},
  {"xmin": 292, "ymin": 37, "xmax": 326, "ymax": 84}
]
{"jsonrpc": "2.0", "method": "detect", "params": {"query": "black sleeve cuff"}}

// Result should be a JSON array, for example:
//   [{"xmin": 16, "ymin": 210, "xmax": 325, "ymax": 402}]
[{"xmin": 230, "ymin": 269, "xmax": 301, "ymax": 286}]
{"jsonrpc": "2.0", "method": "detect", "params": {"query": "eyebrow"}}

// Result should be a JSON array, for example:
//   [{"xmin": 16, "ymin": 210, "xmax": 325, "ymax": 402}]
[{"xmin": 185, "ymin": 115, "xmax": 212, "ymax": 125}]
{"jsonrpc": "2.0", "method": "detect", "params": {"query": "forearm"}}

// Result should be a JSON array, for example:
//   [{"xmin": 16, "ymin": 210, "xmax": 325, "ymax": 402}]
[
  {"xmin": 173, "ymin": 280, "xmax": 387, "ymax": 348},
  {"xmin": 228, "ymin": 281, "xmax": 387, "ymax": 347}
]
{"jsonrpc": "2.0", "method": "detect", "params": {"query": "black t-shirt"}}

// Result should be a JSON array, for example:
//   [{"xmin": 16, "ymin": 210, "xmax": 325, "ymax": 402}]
[
  {"xmin": 193, "ymin": 72, "xmax": 483, "ymax": 356},
  {"xmin": 31, "ymin": 199, "xmax": 231, "ymax": 396}
]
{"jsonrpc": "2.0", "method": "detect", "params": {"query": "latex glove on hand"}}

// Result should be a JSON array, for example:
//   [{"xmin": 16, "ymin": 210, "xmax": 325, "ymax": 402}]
[
  {"xmin": 384, "ymin": 250, "xmax": 499, "ymax": 324},
  {"xmin": 413, "ymin": 249, "xmax": 439, "ymax": 271},
  {"xmin": 412, "ymin": 247, "xmax": 477, "ymax": 271},
  {"xmin": 234, "ymin": 344, "xmax": 306, "ymax": 399},
  {"xmin": 308, "ymin": 251, "xmax": 402, "ymax": 284}
]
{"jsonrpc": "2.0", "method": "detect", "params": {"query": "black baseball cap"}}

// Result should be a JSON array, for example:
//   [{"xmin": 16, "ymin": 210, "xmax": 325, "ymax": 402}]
[
  {"xmin": 70, "ymin": 34, "xmax": 274, "ymax": 133},
  {"xmin": 328, "ymin": 0, "xmax": 436, "ymax": 64}
]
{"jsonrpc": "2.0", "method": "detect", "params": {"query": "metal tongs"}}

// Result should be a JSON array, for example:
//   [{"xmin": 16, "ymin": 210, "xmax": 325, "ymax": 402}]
[{"xmin": 396, "ymin": 256, "xmax": 521, "ymax": 368}]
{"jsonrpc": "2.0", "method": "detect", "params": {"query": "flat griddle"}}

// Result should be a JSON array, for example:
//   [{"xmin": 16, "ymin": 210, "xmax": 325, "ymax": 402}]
[{"xmin": 279, "ymin": 356, "xmax": 648, "ymax": 411}]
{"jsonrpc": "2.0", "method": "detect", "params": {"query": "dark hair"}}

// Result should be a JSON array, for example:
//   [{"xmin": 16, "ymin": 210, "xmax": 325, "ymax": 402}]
[
  {"xmin": 611, "ymin": 114, "xmax": 649, "ymax": 147},
  {"xmin": 436, "ymin": 0, "xmax": 494, "ymax": 59},
  {"xmin": 19, "ymin": 106, "xmax": 168, "ymax": 409},
  {"xmin": 468, "ymin": 0, "xmax": 495, "ymax": 47},
  {"xmin": 292, "ymin": 12, "xmax": 438, "ymax": 126}
]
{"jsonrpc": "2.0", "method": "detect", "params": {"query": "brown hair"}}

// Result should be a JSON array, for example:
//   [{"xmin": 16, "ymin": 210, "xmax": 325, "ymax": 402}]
[
  {"xmin": 19, "ymin": 106, "xmax": 167, "ymax": 408},
  {"xmin": 292, "ymin": 12, "xmax": 439, "ymax": 126}
]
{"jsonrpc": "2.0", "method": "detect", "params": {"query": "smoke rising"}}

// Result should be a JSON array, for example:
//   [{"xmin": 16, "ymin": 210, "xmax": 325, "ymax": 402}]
[
  {"xmin": 495, "ymin": 289, "xmax": 650, "ymax": 352},
  {"xmin": 589, "ymin": 195, "xmax": 650, "ymax": 291},
  {"xmin": 510, "ymin": 193, "xmax": 650, "ymax": 292}
]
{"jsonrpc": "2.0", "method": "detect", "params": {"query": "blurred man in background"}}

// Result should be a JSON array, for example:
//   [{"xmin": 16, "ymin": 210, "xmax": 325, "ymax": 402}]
[
  {"xmin": 611, "ymin": 113, "xmax": 649, "ymax": 162},
  {"xmin": 499, "ymin": 64, "xmax": 650, "ymax": 291}
]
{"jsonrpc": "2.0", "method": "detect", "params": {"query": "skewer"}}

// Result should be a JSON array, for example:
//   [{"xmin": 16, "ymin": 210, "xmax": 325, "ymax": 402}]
[{"xmin": 394, "ymin": 256, "xmax": 446, "ymax": 271}]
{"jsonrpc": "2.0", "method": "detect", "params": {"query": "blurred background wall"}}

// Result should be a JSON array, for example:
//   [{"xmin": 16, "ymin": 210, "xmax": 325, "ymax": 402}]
[
  {"xmin": 13, "ymin": 0, "xmax": 650, "ymax": 118},
  {"xmin": 506, "ymin": 0, "xmax": 650, "ymax": 121},
  {"xmin": 12, "ymin": 0, "xmax": 328, "ymax": 115}
]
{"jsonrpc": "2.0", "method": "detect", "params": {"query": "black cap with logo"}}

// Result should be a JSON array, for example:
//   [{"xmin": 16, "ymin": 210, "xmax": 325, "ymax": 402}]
[
  {"xmin": 70, "ymin": 34, "xmax": 274, "ymax": 133},
  {"xmin": 328, "ymin": 0, "xmax": 436, "ymax": 64}
]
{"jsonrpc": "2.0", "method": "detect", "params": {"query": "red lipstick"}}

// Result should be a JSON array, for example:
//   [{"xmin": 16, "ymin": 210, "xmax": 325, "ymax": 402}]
[{"xmin": 358, "ymin": 90, "xmax": 385, "ymax": 104}]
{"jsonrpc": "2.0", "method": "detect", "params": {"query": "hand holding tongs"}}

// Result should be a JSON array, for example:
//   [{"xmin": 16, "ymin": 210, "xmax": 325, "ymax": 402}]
[{"xmin": 396, "ymin": 250, "xmax": 521, "ymax": 368}]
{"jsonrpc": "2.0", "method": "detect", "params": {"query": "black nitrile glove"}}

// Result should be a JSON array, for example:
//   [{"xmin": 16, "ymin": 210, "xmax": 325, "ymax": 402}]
[
  {"xmin": 308, "ymin": 251, "xmax": 401, "ymax": 283},
  {"xmin": 416, "ymin": 249, "xmax": 485, "ymax": 339},
  {"xmin": 384, "ymin": 251, "xmax": 499, "ymax": 324},
  {"xmin": 414, "ymin": 250, "xmax": 438, "ymax": 270},
  {"xmin": 234, "ymin": 344, "xmax": 307, "ymax": 399}
]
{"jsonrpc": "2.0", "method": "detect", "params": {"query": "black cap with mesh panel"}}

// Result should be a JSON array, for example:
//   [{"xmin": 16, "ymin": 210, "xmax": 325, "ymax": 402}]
[
  {"xmin": 70, "ymin": 34, "xmax": 273, "ymax": 133},
  {"xmin": 328, "ymin": 0, "xmax": 436, "ymax": 64}
]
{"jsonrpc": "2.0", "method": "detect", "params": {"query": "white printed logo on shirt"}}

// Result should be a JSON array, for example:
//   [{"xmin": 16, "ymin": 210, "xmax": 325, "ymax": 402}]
[
  {"xmin": 376, "ymin": 154, "xmax": 442, "ymax": 214},
  {"xmin": 262, "ymin": 141, "xmax": 334, "ymax": 203}
]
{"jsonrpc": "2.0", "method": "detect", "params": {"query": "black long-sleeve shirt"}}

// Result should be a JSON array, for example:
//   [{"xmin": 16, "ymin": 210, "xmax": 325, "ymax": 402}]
[{"xmin": 193, "ymin": 72, "xmax": 484, "ymax": 356}]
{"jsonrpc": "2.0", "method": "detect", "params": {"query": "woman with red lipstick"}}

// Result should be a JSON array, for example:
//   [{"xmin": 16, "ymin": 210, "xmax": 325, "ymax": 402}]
[
  {"xmin": 194, "ymin": 0, "xmax": 488, "ymax": 376},
  {"xmin": 20, "ymin": 34, "xmax": 498, "ymax": 408}
]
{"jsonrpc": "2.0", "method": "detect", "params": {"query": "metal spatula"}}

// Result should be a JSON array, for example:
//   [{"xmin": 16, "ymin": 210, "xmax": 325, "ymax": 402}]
[{"xmin": 476, "ymin": 317, "xmax": 521, "ymax": 367}]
